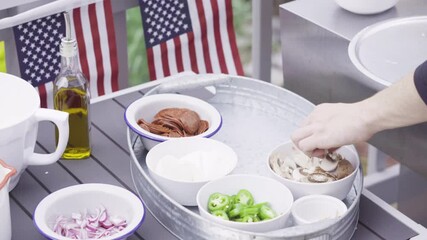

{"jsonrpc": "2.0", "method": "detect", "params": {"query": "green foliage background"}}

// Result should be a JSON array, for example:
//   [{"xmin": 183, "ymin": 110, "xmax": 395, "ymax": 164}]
[
  {"xmin": 126, "ymin": 7, "xmax": 148, "ymax": 86},
  {"xmin": 0, "ymin": 42, "xmax": 6, "ymax": 72}
]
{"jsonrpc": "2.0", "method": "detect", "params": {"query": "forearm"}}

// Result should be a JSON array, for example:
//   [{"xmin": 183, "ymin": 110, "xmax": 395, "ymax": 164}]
[{"xmin": 360, "ymin": 68, "xmax": 427, "ymax": 135}]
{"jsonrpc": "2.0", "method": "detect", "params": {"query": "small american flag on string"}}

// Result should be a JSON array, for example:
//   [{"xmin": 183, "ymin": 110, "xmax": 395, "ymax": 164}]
[
  {"xmin": 13, "ymin": 0, "xmax": 118, "ymax": 108},
  {"xmin": 13, "ymin": 13, "xmax": 64, "ymax": 108},
  {"xmin": 139, "ymin": 0, "xmax": 244, "ymax": 80}
]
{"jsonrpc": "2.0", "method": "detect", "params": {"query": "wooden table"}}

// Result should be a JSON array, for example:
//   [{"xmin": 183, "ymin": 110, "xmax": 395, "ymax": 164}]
[{"xmin": 9, "ymin": 73, "xmax": 426, "ymax": 239}]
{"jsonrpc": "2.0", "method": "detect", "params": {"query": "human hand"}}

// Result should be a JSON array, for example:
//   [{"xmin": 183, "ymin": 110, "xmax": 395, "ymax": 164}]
[{"xmin": 291, "ymin": 102, "xmax": 374, "ymax": 157}]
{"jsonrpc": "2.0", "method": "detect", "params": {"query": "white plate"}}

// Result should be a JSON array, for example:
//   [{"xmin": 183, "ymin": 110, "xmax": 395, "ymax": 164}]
[{"xmin": 348, "ymin": 16, "xmax": 427, "ymax": 89}]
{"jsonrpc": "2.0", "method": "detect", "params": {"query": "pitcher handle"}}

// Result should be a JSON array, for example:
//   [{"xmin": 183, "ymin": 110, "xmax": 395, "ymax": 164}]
[{"xmin": 27, "ymin": 109, "xmax": 69, "ymax": 165}]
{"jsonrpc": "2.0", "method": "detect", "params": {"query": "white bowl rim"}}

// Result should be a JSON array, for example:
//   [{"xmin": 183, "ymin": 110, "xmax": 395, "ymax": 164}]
[
  {"xmin": 267, "ymin": 141, "xmax": 360, "ymax": 185},
  {"xmin": 334, "ymin": 0, "xmax": 398, "ymax": 15},
  {"xmin": 291, "ymin": 194, "xmax": 348, "ymax": 224},
  {"xmin": 146, "ymin": 137, "xmax": 238, "ymax": 184},
  {"xmin": 196, "ymin": 174, "xmax": 294, "ymax": 227},
  {"xmin": 124, "ymin": 93, "xmax": 223, "ymax": 142},
  {"xmin": 33, "ymin": 183, "xmax": 145, "ymax": 240}
]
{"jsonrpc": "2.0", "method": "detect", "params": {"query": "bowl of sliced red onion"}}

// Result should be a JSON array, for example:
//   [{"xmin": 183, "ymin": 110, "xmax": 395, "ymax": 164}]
[{"xmin": 33, "ymin": 183, "xmax": 145, "ymax": 240}]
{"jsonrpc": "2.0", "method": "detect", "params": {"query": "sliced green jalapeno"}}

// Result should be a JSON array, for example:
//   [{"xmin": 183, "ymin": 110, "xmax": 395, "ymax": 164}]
[
  {"xmin": 259, "ymin": 204, "xmax": 277, "ymax": 220},
  {"xmin": 207, "ymin": 190, "xmax": 277, "ymax": 223},
  {"xmin": 235, "ymin": 215, "xmax": 260, "ymax": 223},
  {"xmin": 211, "ymin": 210, "xmax": 229, "ymax": 220},
  {"xmin": 228, "ymin": 203, "xmax": 244, "ymax": 218},
  {"xmin": 230, "ymin": 194, "xmax": 237, "ymax": 205},
  {"xmin": 240, "ymin": 206, "xmax": 259, "ymax": 217},
  {"xmin": 235, "ymin": 189, "xmax": 254, "ymax": 206},
  {"xmin": 252, "ymin": 202, "xmax": 267, "ymax": 209},
  {"xmin": 208, "ymin": 193, "xmax": 231, "ymax": 212}
]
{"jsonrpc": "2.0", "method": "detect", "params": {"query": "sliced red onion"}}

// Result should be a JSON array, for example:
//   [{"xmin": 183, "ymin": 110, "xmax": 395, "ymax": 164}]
[
  {"xmin": 110, "ymin": 216, "xmax": 126, "ymax": 227},
  {"xmin": 98, "ymin": 209, "xmax": 108, "ymax": 222},
  {"xmin": 100, "ymin": 220, "xmax": 113, "ymax": 229},
  {"xmin": 52, "ymin": 205, "xmax": 127, "ymax": 239}
]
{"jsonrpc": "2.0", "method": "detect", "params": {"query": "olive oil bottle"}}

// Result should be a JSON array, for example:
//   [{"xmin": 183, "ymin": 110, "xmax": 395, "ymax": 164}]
[{"xmin": 53, "ymin": 13, "xmax": 91, "ymax": 159}]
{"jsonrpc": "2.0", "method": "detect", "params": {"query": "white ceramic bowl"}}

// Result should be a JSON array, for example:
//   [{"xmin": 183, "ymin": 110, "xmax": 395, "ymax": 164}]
[
  {"xmin": 125, "ymin": 93, "xmax": 222, "ymax": 150},
  {"xmin": 146, "ymin": 137, "xmax": 238, "ymax": 206},
  {"xmin": 34, "ymin": 183, "xmax": 145, "ymax": 240},
  {"xmin": 267, "ymin": 141, "xmax": 359, "ymax": 200},
  {"xmin": 291, "ymin": 195, "xmax": 348, "ymax": 225},
  {"xmin": 334, "ymin": 0, "xmax": 399, "ymax": 15},
  {"xmin": 196, "ymin": 174, "xmax": 294, "ymax": 233}
]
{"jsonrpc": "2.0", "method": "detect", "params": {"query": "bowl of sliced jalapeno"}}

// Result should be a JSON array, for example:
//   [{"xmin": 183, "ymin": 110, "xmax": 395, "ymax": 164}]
[{"xmin": 196, "ymin": 174, "xmax": 294, "ymax": 232}]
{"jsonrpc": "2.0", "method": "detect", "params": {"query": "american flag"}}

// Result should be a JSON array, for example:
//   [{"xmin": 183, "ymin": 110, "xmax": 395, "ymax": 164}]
[
  {"xmin": 139, "ymin": 0, "xmax": 244, "ymax": 80},
  {"xmin": 13, "ymin": 0, "xmax": 118, "ymax": 108}
]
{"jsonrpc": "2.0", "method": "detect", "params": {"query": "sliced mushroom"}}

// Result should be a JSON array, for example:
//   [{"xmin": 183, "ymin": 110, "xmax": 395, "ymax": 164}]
[
  {"xmin": 270, "ymin": 156, "xmax": 294, "ymax": 180},
  {"xmin": 334, "ymin": 159, "xmax": 354, "ymax": 180},
  {"xmin": 326, "ymin": 152, "xmax": 344, "ymax": 162},
  {"xmin": 307, "ymin": 172, "xmax": 336, "ymax": 183},
  {"xmin": 293, "ymin": 152, "xmax": 311, "ymax": 169},
  {"xmin": 292, "ymin": 168, "xmax": 309, "ymax": 182},
  {"xmin": 269, "ymin": 148, "xmax": 352, "ymax": 183},
  {"xmin": 282, "ymin": 166, "xmax": 293, "ymax": 180},
  {"xmin": 269, "ymin": 157, "xmax": 282, "ymax": 175},
  {"xmin": 319, "ymin": 156, "xmax": 339, "ymax": 172}
]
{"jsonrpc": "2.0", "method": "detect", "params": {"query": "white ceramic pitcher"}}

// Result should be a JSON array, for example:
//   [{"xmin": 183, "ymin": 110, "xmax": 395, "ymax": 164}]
[
  {"xmin": 0, "ymin": 72, "xmax": 69, "ymax": 190},
  {"xmin": 0, "ymin": 159, "xmax": 16, "ymax": 240}
]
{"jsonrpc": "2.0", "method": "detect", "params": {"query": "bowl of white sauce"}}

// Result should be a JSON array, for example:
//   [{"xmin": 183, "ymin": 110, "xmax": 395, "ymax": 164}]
[
  {"xmin": 146, "ymin": 137, "xmax": 238, "ymax": 206},
  {"xmin": 291, "ymin": 195, "xmax": 347, "ymax": 225}
]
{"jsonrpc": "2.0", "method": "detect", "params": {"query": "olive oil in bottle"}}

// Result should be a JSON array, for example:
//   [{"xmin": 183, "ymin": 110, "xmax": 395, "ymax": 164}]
[{"xmin": 53, "ymin": 13, "xmax": 91, "ymax": 159}]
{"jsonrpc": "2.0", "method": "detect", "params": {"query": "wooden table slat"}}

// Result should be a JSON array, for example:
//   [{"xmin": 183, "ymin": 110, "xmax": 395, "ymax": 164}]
[
  {"xmin": 113, "ymin": 91, "xmax": 144, "ymax": 108},
  {"xmin": 28, "ymin": 145, "xmax": 81, "ymax": 190},
  {"xmin": 10, "ymin": 198, "xmax": 45, "ymax": 240},
  {"xmin": 91, "ymin": 99, "xmax": 132, "ymax": 152},
  {"xmin": 10, "ymin": 171, "xmax": 49, "ymax": 215}
]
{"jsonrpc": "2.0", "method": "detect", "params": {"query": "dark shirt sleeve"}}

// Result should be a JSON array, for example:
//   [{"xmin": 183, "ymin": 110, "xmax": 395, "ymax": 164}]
[{"xmin": 414, "ymin": 60, "xmax": 427, "ymax": 105}]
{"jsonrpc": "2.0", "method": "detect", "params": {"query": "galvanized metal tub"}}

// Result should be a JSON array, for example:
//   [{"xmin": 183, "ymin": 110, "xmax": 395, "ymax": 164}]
[{"xmin": 128, "ymin": 74, "xmax": 363, "ymax": 239}]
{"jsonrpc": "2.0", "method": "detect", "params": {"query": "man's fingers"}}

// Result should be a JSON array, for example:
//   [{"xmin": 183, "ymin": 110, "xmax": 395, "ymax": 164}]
[
  {"xmin": 311, "ymin": 147, "xmax": 339, "ymax": 158},
  {"xmin": 291, "ymin": 125, "xmax": 314, "ymax": 145},
  {"xmin": 311, "ymin": 149, "xmax": 326, "ymax": 157},
  {"xmin": 297, "ymin": 135, "xmax": 320, "ymax": 153}
]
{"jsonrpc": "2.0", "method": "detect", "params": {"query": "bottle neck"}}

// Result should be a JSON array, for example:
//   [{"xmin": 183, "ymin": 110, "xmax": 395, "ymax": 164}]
[
  {"xmin": 60, "ymin": 53, "xmax": 79, "ymax": 72},
  {"xmin": 59, "ymin": 37, "xmax": 79, "ymax": 73}
]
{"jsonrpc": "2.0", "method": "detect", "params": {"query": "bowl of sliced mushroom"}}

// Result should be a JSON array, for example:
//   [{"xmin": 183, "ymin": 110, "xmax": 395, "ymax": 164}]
[
  {"xmin": 267, "ymin": 141, "xmax": 359, "ymax": 200},
  {"xmin": 125, "ymin": 93, "xmax": 222, "ymax": 150}
]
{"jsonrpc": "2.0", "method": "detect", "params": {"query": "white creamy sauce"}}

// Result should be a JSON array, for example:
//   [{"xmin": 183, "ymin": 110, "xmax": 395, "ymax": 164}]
[{"xmin": 155, "ymin": 151, "xmax": 231, "ymax": 182}]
